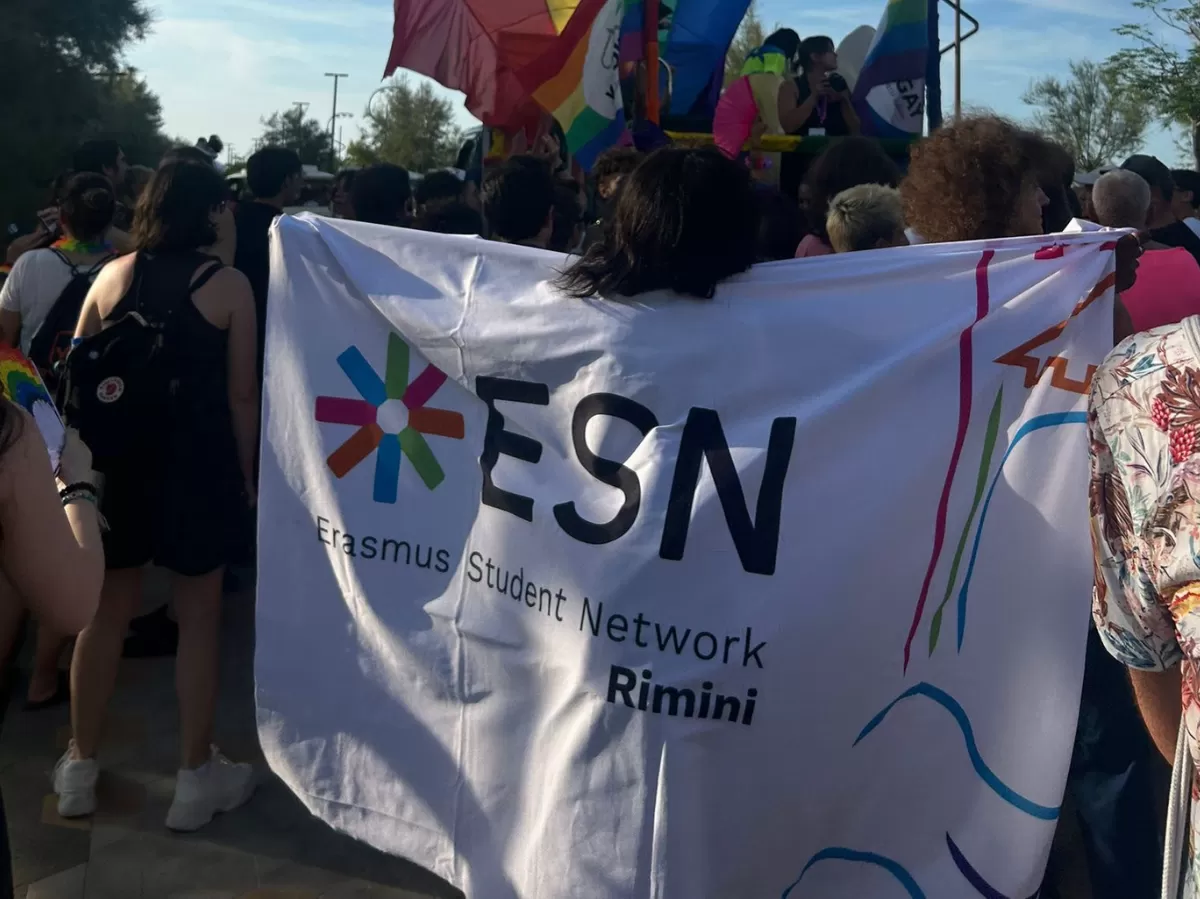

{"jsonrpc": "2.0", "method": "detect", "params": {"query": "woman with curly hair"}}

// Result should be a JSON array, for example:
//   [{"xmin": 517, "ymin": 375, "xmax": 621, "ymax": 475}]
[
  {"xmin": 906, "ymin": 116, "xmax": 1158, "ymax": 899},
  {"xmin": 902, "ymin": 114, "xmax": 1140, "ymax": 331},
  {"xmin": 900, "ymin": 115, "xmax": 1049, "ymax": 243}
]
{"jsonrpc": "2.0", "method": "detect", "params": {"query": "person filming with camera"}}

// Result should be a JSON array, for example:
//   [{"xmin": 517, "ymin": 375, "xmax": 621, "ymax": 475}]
[{"xmin": 779, "ymin": 35, "xmax": 860, "ymax": 137}]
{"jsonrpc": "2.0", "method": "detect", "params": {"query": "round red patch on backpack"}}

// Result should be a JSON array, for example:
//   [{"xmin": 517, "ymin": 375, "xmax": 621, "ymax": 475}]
[{"xmin": 97, "ymin": 377, "xmax": 124, "ymax": 404}]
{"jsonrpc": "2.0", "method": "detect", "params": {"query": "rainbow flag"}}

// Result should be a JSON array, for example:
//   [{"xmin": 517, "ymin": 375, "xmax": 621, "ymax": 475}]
[
  {"xmin": 547, "ymin": 0, "xmax": 583, "ymax": 34},
  {"xmin": 852, "ymin": 0, "xmax": 929, "ymax": 139},
  {"xmin": 0, "ymin": 346, "xmax": 64, "ymax": 469},
  {"xmin": 518, "ymin": 0, "xmax": 626, "ymax": 170}
]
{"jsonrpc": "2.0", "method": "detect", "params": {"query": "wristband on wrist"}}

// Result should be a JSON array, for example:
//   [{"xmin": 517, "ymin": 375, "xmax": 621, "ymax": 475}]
[
  {"xmin": 60, "ymin": 487, "xmax": 108, "ymax": 531},
  {"xmin": 59, "ymin": 482, "xmax": 98, "ymax": 502}
]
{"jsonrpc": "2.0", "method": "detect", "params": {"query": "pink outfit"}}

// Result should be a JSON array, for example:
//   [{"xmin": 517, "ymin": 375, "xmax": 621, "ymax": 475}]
[
  {"xmin": 1122, "ymin": 247, "xmax": 1200, "ymax": 332},
  {"xmin": 713, "ymin": 76, "xmax": 756, "ymax": 159},
  {"xmin": 795, "ymin": 234, "xmax": 834, "ymax": 258}
]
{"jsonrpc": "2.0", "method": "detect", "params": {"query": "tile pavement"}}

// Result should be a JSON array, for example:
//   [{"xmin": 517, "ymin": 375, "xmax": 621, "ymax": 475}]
[{"xmin": 1, "ymin": 570, "xmax": 463, "ymax": 899}]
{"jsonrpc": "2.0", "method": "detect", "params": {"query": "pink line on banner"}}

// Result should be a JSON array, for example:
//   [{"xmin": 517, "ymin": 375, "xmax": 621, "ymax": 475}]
[{"xmin": 902, "ymin": 249, "xmax": 995, "ymax": 672}]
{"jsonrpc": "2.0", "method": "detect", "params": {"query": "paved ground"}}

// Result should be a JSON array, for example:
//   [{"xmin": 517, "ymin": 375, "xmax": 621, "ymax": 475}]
[{"xmin": 0, "ymin": 570, "xmax": 463, "ymax": 899}]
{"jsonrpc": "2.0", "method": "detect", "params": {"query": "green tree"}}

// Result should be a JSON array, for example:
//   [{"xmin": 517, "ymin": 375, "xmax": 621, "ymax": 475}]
[
  {"xmin": 347, "ymin": 76, "xmax": 461, "ymax": 172},
  {"xmin": 1022, "ymin": 60, "xmax": 1150, "ymax": 171},
  {"xmin": 257, "ymin": 108, "xmax": 333, "ymax": 167},
  {"xmin": 2, "ymin": 0, "xmax": 166, "ymax": 235},
  {"xmin": 90, "ymin": 70, "xmax": 173, "ymax": 166},
  {"xmin": 724, "ymin": 3, "xmax": 768, "ymax": 86},
  {"xmin": 1106, "ymin": 0, "xmax": 1200, "ymax": 168}
]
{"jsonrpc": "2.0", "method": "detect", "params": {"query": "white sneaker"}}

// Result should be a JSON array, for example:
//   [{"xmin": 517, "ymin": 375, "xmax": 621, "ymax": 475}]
[
  {"xmin": 52, "ymin": 751, "xmax": 99, "ymax": 818},
  {"xmin": 165, "ymin": 747, "xmax": 255, "ymax": 832}
]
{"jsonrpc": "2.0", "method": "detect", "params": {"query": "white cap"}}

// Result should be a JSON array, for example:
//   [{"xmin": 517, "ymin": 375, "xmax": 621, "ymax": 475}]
[{"xmin": 1074, "ymin": 166, "xmax": 1115, "ymax": 187}]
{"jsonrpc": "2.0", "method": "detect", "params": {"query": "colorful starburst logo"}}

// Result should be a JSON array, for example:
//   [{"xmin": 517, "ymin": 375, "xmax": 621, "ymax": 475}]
[{"xmin": 314, "ymin": 334, "xmax": 465, "ymax": 503}]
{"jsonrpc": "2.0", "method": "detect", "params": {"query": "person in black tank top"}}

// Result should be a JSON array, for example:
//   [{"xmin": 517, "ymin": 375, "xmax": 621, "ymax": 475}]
[
  {"xmin": 99, "ymin": 249, "xmax": 244, "ymax": 571},
  {"xmin": 55, "ymin": 161, "xmax": 260, "ymax": 833}
]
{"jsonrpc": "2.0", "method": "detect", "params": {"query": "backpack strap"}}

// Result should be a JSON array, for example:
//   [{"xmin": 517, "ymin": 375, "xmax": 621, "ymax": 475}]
[
  {"xmin": 126, "ymin": 252, "xmax": 222, "ymax": 324},
  {"xmin": 83, "ymin": 254, "xmax": 116, "ymax": 278},
  {"xmin": 49, "ymin": 248, "xmax": 82, "ymax": 277},
  {"xmin": 188, "ymin": 260, "xmax": 224, "ymax": 295},
  {"xmin": 129, "ymin": 252, "xmax": 150, "ymax": 318}
]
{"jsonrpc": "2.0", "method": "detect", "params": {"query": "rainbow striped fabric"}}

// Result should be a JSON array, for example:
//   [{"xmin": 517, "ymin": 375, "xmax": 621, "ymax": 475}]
[
  {"xmin": 546, "ymin": 0, "xmax": 583, "ymax": 34},
  {"xmin": 518, "ymin": 0, "xmax": 626, "ymax": 170},
  {"xmin": 851, "ymin": 0, "xmax": 929, "ymax": 138}
]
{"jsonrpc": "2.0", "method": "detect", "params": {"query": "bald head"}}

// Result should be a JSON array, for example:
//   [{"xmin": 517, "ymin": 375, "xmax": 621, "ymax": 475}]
[{"xmin": 1092, "ymin": 169, "xmax": 1151, "ymax": 229}]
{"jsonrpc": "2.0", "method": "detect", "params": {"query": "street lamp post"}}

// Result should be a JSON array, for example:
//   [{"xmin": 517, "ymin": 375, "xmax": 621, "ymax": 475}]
[
  {"xmin": 366, "ymin": 85, "xmax": 398, "ymax": 120},
  {"xmin": 328, "ymin": 112, "xmax": 353, "ymax": 166},
  {"xmin": 324, "ymin": 73, "xmax": 348, "ymax": 171}
]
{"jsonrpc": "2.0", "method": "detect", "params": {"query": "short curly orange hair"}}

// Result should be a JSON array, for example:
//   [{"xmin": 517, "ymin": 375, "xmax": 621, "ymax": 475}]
[{"xmin": 902, "ymin": 115, "xmax": 1046, "ymax": 243}]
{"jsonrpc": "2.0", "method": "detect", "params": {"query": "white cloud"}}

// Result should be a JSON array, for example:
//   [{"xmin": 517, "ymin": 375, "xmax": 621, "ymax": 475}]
[
  {"xmin": 792, "ymin": 6, "xmax": 886, "ymax": 32},
  {"xmin": 954, "ymin": 24, "xmax": 1109, "ymax": 81},
  {"xmin": 145, "ymin": 0, "xmax": 391, "ymax": 29},
  {"xmin": 126, "ymin": 3, "xmax": 477, "ymax": 163},
  {"xmin": 996, "ymin": 0, "xmax": 1130, "ymax": 19}
]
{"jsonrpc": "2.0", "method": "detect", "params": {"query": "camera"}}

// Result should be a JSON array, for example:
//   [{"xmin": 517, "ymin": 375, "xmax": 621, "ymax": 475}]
[{"xmin": 828, "ymin": 73, "xmax": 849, "ymax": 94}]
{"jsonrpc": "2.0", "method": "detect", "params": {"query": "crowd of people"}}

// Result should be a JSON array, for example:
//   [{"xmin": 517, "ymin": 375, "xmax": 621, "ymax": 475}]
[{"xmin": 5, "ymin": 105, "xmax": 1200, "ymax": 895}]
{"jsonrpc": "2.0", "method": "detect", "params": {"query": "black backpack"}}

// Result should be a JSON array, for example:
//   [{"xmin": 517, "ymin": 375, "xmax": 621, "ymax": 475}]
[
  {"xmin": 57, "ymin": 254, "xmax": 222, "ymax": 468},
  {"xmin": 28, "ymin": 249, "xmax": 113, "ymax": 395}
]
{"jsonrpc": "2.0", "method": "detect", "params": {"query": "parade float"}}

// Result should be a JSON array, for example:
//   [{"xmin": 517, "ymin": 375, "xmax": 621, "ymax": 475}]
[{"xmin": 389, "ymin": 0, "xmax": 978, "ymax": 179}]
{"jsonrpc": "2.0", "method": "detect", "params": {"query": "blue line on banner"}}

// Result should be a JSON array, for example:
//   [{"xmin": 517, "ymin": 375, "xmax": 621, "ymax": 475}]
[
  {"xmin": 780, "ymin": 846, "xmax": 926, "ymax": 898},
  {"xmin": 854, "ymin": 682, "xmax": 1060, "ymax": 820},
  {"xmin": 956, "ymin": 412, "xmax": 1088, "ymax": 650}
]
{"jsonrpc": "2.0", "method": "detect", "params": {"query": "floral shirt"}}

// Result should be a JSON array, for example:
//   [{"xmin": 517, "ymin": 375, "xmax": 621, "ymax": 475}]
[{"xmin": 1090, "ymin": 317, "xmax": 1200, "ymax": 874}]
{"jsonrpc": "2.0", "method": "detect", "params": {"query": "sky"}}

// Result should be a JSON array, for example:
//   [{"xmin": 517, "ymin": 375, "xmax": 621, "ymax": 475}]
[{"xmin": 127, "ymin": 0, "xmax": 1185, "ymax": 168}]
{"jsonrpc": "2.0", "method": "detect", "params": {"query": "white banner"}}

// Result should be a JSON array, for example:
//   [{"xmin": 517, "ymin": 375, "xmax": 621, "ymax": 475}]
[{"xmin": 257, "ymin": 217, "xmax": 1118, "ymax": 899}]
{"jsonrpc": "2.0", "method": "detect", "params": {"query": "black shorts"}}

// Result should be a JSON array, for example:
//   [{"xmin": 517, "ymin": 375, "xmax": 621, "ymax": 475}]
[{"xmin": 100, "ymin": 463, "xmax": 244, "ymax": 576}]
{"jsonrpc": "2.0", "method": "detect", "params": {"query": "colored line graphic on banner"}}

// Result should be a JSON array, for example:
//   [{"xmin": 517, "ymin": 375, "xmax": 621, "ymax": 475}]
[
  {"xmin": 954, "ymin": 411, "xmax": 1088, "ymax": 650},
  {"xmin": 779, "ymin": 847, "xmax": 925, "ymax": 898},
  {"xmin": 995, "ymin": 272, "xmax": 1116, "ymax": 393},
  {"xmin": 855, "ymin": 682, "xmax": 1060, "ymax": 820},
  {"xmin": 904, "ymin": 249, "xmax": 995, "ymax": 671},
  {"xmin": 946, "ymin": 834, "xmax": 1040, "ymax": 899},
  {"xmin": 314, "ymin": 333, "xmax": 465, "ymax": 504},
  {"xmin": 928, "ymin": 386, "xmax": 1004, "ymax": 655}
]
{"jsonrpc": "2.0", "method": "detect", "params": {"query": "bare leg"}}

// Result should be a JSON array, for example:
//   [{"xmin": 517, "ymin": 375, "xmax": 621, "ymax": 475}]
[
  {"xmin": 70, "ymin": 568, "xmax": 143, "ymax": 760},
  {"xmin": 173, "ymin": 569, "xmax": 224, "ymax": 770},
  {"xmin": 27, "ymin": 627, "xmax": 67, "ymax": 704}
]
